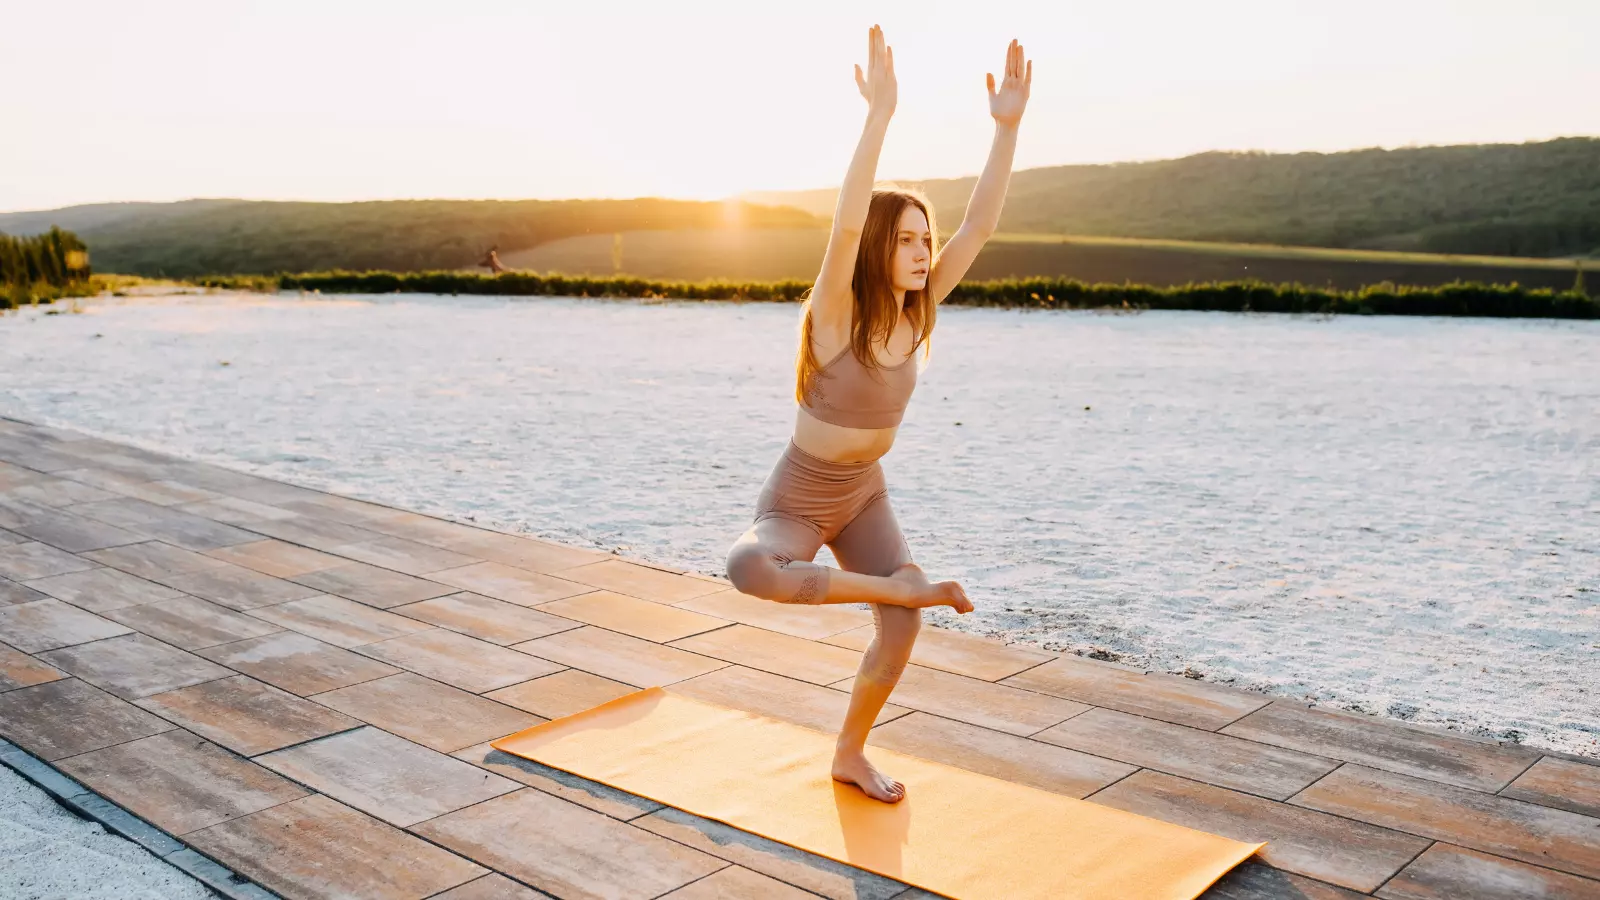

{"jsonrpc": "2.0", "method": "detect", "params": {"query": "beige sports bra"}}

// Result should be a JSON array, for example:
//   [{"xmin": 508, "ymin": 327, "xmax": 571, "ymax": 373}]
[{"xmin": 799, "ymin": 343, "xmax": 918, "ymax": 429}]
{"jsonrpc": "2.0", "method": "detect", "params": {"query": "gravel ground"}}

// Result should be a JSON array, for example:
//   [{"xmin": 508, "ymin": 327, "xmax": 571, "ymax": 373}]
[{"xmin": 0, "ymin": 763, "xmax": 211, "ymax": 900}]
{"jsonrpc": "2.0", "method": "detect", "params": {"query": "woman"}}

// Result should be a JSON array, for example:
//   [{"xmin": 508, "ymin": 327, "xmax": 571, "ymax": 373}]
[{"xmin": 725, "ymin": 25, "xmax": 1031, "ymax": 803}]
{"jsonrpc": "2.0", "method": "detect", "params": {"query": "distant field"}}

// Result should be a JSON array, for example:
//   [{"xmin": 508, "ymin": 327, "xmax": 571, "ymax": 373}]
[{"xmin": 501, "ymin": 229, "xmax": 1596, "ymax": 294}]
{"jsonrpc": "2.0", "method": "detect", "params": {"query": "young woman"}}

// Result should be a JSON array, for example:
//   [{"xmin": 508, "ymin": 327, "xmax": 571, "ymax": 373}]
[{"xmin": 725, "ymin": 25, "xmax": 1031, "ymax": 803}]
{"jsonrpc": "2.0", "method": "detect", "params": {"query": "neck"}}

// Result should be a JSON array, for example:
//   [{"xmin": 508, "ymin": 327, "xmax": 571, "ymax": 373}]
[{"xmin": 893, "ymin": 288, "xmax": 907, "ymax": 308}]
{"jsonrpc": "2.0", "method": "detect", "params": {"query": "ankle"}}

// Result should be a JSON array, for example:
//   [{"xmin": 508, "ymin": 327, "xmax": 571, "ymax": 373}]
[{"xmin": 833, "ymin": 739, "xmax": 867, "ymax": 758}]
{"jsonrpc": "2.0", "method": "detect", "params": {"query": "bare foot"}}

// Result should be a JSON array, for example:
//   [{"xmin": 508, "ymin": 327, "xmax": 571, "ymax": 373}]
[
  {"xmin": 915, "ymin": 580, "xmax": 973, "ymax": 613},
  {"xmin": 832, "ymin": 748, "xmax": 905, "ymax": 803}
]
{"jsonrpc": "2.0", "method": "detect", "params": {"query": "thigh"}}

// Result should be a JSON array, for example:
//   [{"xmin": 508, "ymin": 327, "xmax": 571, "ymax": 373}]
[
  {"xmin": 735, "ymin": 515, "xmax": 827, "ymax": 567},
  {"xmin": 827, "ymin": 492, "xmax": 913, "ymax": 578}
]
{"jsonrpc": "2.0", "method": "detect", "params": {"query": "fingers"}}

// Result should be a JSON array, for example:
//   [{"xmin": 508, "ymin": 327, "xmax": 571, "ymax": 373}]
[
  {"xmin": 986, "ymin": 72, "xmax": 996, "ymax": 97},
  {"xmin": 856, "ymin": 63, "xmax": 867, "ymax": 95},
  {"xmin": 1024, "ymin": 58, "xmax": 1032, "ymax": 90}
]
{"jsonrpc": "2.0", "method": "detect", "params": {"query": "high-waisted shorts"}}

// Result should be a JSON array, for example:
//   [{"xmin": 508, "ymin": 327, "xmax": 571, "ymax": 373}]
[{"xmin": 754, "ymin": 440, "xmax": 890, "ymax": 542}]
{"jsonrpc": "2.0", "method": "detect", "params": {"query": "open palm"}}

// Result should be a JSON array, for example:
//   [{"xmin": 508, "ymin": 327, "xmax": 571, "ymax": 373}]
[
  {"xmin": 987, "ymin": 39, "xmax": 1032, "ymax": 127},
  {"xmin": 854, "ymin": 24, "xmax": 897, "ymax": 117}
]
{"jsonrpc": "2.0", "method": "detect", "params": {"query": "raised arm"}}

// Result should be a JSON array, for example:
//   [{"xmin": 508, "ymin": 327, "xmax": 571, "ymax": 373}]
[
  {"xmin": 927, "ymin": 39, "xmax": 1032, "ymax": 303},
  {"xmin": 809, "ymin": 25, "xmax": 898, "ymax": 336}
]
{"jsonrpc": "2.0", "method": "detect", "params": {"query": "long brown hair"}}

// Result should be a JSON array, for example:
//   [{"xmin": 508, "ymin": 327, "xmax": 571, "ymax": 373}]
[{"xmin": 794, "ymin": 187, "xmax": 938, "ymax": 404}]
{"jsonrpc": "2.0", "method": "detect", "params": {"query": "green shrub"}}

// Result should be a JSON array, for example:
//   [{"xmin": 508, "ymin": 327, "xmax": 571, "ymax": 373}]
[{"xmin": 251, "ymin": 270, "xmax": 1599, "ymax": 320}]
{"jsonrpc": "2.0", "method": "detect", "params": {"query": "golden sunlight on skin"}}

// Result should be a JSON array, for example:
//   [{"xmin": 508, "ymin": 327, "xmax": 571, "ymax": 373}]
[{"xmin": 741, "ymin": 24, "xmax": 1029, "ymax": 804}]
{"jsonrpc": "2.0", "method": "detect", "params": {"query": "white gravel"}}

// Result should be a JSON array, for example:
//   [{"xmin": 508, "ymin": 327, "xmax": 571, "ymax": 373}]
[
  {"xmin": 0, "ymin": 764, "xmax": 211, "ymax": 900},
  {"xmin": 1, "ymin": 292, "xmax": 1595, "ymax": 758}
]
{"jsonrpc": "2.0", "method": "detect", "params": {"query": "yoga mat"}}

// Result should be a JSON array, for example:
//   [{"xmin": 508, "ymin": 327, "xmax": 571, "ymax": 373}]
[{"xmin": 492, "ymin": 687, "xmax": 1263, "ymax": 900}]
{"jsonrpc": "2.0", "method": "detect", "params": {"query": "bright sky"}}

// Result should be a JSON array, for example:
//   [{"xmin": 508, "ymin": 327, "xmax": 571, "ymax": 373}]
[{"xmin": 5, "ymin": 0, "xmax": 1597, "ymax": 212}]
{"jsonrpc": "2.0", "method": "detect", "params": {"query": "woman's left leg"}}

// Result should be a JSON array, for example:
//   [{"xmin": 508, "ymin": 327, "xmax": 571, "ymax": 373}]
[{"xmin": 826, "ymin": 492, "xmax": 922, "ymax": 803}]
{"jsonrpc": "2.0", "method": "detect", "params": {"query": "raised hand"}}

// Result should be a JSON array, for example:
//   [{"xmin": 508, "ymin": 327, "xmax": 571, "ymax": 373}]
[
  {"xmin": 987, "ymin": 39, "xmax": 1032, "ymax": 127},
  {"xmin": 854, "ymin": 24, "xmax": 897, "ymax": 119}
]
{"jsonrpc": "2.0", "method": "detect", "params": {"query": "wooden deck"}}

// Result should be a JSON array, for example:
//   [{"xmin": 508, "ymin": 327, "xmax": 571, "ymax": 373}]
[{"xmin": 0, "ymin": 416, "xmax": 1596, "ymax": 900}]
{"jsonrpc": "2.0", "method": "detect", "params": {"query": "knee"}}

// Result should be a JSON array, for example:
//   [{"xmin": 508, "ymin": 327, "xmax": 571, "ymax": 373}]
[{"xmin": 725, "ymin": 542, "xmax": 778, "ymax": 598}]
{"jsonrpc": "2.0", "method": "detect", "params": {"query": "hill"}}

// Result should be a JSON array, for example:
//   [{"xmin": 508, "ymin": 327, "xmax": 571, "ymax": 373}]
[
  {"xmin": 744, "ymin": 137, "xmax": 1600, "ymax": 258},
  {"xmin": 0, "ymin": 199, "xmax": 821, "ymax": 277},
  {"xmin": 502, "ymin": 229, "xmax": 1594, "ymax": 295}
]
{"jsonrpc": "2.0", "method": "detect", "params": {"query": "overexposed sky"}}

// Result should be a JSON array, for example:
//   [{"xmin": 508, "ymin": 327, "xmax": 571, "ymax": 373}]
[{"xmin": 4, "ymin": 0, "xmax": 1597, "ymax": 212}]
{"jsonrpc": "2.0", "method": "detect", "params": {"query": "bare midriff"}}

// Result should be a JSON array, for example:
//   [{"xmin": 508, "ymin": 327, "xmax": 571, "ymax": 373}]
[
  {"xmin": 791, "ymin": 318, "xmax": 917, "ymax": 465},
  {"xmin": 792, "ymin": 407, "xmax": 899, "ymax": 464}
]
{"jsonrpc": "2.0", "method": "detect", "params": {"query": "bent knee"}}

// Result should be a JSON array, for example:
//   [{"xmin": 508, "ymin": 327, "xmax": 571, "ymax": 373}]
[{"xmin": 724, "ymin": 543, "xmax": 777, "ymax": 597}]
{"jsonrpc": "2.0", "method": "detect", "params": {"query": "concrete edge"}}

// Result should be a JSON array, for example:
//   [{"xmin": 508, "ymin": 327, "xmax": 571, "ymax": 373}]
[{"xmin": 0, "ymin": 738, "xmax": 280, "ymax": 900}]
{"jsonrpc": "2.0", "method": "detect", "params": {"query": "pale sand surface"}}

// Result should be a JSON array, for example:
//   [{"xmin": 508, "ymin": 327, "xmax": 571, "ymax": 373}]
[
  {"xmin": 0, "ymin": 764, "xmax": 210, "ymax": 900},
  {"xmin": 1, "ymin": 292, "xmax": 1595, "ymax": 757}
]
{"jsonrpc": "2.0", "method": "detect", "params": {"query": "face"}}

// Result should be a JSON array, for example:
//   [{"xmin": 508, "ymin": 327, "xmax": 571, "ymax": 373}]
[{"xmin": 889, "ymin": 204, "xmax": 932, "ymax": 295}]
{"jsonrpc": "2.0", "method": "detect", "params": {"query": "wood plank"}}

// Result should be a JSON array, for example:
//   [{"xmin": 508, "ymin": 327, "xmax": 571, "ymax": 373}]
[
  {"xmin": 635, "ymin": 806, "xmax": 908, "ymax": 900},
  {"xmin": 429, "ymin": 561, "xmax": 595, "ymax": 606},
  {"xmin": 550, "ymin": 558, "xmax": 725, "ymax": 603},
  {"xmin": 23, "ymin": 566, "xmax": 183, "ymax": 613},
  {"xmin": 824, "ymin": 622, "xmax": 1055, "ymax": 681},
  {"xmin": 659, "ymin": 866, "xmax": 819, "ymax": 900},
  {"xmin": 135, "ymin": 674, "xmax": 358, "ymax": 756},
  {"xmin": 1204, "ymin": 862, "xmax": 1367, "ymax": 899},
  {"xmin": 1003, "ymin": 655, "xmax": 1268, "ymax": 730},
  {"xmin": 38, "ymin": 633, "xmax": 232, "ymax": 699},
  {"xmin": 103, "ymin": 595, "xmax": 281, "ymax": 650},
  {"xmin": 1223, "ymin": 701, "xmax": 1542, "ymax": 792},
  {"xmin": 537, "ymin": 590, "xmax": 726, "ymax": 642},
  {"xmin": 203, "ymin": 538, "xmax": 345, "ymax": 578},
  {"xmin": 186, "ymin": 794, "xmax": 487, "ymax": 900},
  {"xmin": 393, "ymin": 592, "xmax": 580, "ymax": 645},
  {"xmin": 0, "ymin": 541, "xmax": 98, "ymax": 581},
  {"xmin": 486, "ymin": 669, "xmax": 638, "ymax": 720},
  {"xmin": 833, "ymin": 663, "xmax": 1087, "ymax": 737},
  {"xmin": 1502, "ymin": 757, "xmax": 1600, "ymax": 820},
  {"xmin": 195, "ymin": 631, "xmax": 400, "ymax": 696},
  {"xmin": 0, "ymin": 641, "xmax": 64, "ymax": 691},
  {"xmin": 1090, "ymin": 769, "xmax": 1431, "ymax": 892},
  {"xmin": 433, "ymin": 874, "xmax": 555, "ymax": 900},
  {"xmin": 246, "ymin": 593, "xmax": 433, "ymax": 648},
  {"xmin": 0, "ymin": 598, "xmax": 132, "ymax": 652},
  {"xmin": 57, "ymin": 730, "xmax": 308, "ymax": 835},
  {"xmin": 670, "ymin": 624, "xmax": 862, "ymax": 686},
  {"xmin": 412, "ymin": 788, "xmax": 726, "ymax": 900},
  {"xmin": 1292, "ymin": 764, "xmax": 1600, "ymax": 880},
  {"xmin": 453, "ymin": 740, "xmax": 665, "ymax": 822},
  {"xmin": 1375, "ymin": 843, "xmax": 1600, "ymax": 900},
  {"xmin": 288, "ymin": 561, "xmax": 454, "ymax": 608},
  {"xmin": 257, "ymin": 726, "xmax": 520, "ymax": 827},
  {"xmin": 329, "ymin": 535, "xmax": 481, "ymax": 576},
  {"xmin": 516, "ymin": 626, "xmax": 727, "ymax": 688},
  {"xmin": 311, "ymin": 672, "xmax": 540, "ymax": 753},
  {"xmin": 868, "ymin": 711, "xmax": 1133, "ymax": 798},
  {"xmin": 1037, "ymin": 706, "xmax": 1340, "ymax": 800},
  {"xmin": 674, "ymin": 588, "xmax": 871, "ymax": 640},
  {"xmin": 0, "ymin": 677, "xmax": 174, "ymax": 759},
  {"xmin": 669, "ymin": 665, "xmax": 908, "ymax": 733},
  {"xmin": 353, "ymin": 629, "xmax": 564, "ymax": 693}
]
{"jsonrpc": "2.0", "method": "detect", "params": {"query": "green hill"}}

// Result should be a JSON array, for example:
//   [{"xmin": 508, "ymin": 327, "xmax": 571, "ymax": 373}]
[
  {"xmin": 0, "ymin": 199, "xmax": 821, "ymax": 277},
  {"xmin": 4, "ymin": 137, "xmax": 1596, "ymax": 277},
  {"xmin": 745, "ymin": 137, "xmax": 1600, "ymax": 258}
]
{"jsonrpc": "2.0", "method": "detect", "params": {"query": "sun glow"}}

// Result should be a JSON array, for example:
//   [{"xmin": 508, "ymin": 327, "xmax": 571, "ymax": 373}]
[{"xmin": 1, "ymin": 0, "xmax": 1596, "ymax": 211}]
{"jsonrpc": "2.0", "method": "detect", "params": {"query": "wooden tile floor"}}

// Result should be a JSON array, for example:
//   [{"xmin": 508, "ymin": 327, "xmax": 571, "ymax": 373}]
[{"xmin": 0, "ymin": 417, "xmax": 1595, "ymax": 900}]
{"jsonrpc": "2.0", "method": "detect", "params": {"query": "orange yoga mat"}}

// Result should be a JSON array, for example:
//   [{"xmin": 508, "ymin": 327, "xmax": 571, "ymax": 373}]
[{"xmin": 492, "ymin": 687, "xmax": 1263, "ymax": 900}]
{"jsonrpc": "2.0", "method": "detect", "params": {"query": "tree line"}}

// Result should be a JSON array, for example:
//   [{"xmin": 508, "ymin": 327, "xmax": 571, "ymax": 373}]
[{"xmin": 183, "ymin": 270, "xmax": 1599, "ymax": 320}]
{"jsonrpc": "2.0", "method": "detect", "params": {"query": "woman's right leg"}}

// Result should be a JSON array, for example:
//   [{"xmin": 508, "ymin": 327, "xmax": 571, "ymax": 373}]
[{"xmin": 726, "ymin": 516, "xmax": 967, "ymax": 610}]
